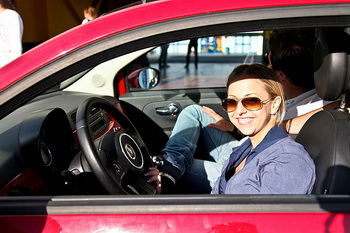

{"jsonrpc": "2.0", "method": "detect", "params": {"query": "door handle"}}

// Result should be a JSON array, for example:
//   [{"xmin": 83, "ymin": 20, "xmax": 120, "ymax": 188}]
[{"xmin": 156, "ymin": 103, "xmax": 180, "ymax": 116}]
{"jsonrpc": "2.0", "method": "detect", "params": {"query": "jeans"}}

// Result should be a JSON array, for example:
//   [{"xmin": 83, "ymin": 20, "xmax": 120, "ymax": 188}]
[{"xmin": 162, "ymin": 104, "xmax": 240, "ymax": 193}]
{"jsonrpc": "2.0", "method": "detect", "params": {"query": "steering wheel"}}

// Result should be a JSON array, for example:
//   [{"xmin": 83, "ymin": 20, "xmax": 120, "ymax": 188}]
[{"xmin": 76, "ymin": 97, "xmax": 156, "ymax": 194}]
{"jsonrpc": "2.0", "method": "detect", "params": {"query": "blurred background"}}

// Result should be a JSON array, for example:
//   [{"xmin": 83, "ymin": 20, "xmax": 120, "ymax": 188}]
[
  {"xmin": 14, "ymin": 0, "xmax": 267, "ymax": 70},
  {"xmin": 15, "ymin": 0, "xmax": 139, "ymax": 52}
]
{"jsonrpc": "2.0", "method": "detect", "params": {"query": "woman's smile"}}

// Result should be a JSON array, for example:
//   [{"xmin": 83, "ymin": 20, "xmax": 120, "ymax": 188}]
[{"xmin": 235, "ymin": 117, "xmax": 254, "ymax": 125}]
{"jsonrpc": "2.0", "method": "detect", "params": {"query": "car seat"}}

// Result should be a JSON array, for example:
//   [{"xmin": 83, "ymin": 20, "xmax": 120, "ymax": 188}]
[{"xmin": 295, "ymin": 28, "xmax": 350, "ymax": 194}]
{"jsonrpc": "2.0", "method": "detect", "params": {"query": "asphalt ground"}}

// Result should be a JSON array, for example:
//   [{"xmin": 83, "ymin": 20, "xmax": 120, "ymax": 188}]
[{"xmin": 149, "ymin": 54, "xmax": 263, "ymax": 89}]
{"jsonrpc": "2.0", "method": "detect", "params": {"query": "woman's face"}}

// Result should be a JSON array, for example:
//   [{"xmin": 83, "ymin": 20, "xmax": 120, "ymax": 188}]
[{"xmin": 227, "ymin": 78, "xmax": 281, "ymax": 146}]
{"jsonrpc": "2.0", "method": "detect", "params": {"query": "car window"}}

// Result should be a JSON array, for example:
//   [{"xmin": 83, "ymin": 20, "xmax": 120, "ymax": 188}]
[
  {"xmin": 128, "ymin": 31, "xmax": 265, "ymax": 92},
  {"xmin": 64, "ymin": 48, "xmax": 155, "ymax": 96}
]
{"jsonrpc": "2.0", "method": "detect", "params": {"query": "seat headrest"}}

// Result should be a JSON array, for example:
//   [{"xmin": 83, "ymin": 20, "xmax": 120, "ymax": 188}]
[{"xmin": 313, "ymin": 28, "xmax": 350, "ymax": 100}]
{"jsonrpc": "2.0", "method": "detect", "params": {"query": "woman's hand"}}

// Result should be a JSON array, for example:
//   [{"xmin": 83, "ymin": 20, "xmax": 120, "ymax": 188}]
[
  {"xmin": 202, "ymin": 106, "xmax": 234, "ymax": 132},
  {"xmin": 145, "ymin": 166, "xmax": 162, "ymax": 194}
]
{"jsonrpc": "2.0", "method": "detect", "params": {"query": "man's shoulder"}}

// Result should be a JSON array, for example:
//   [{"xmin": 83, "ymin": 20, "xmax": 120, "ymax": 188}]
[{"xmin": 284, "ymin": 88, "xmax": 336, "ymax": 120}]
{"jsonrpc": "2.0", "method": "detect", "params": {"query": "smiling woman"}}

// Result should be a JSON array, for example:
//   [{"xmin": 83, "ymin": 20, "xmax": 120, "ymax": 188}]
[
  {"xmin": 212, "ymin": 64, "xmax": 315, "ymax": 194},
  {"xmin": 146, "ymin": 64, "xmax": 316, "ymax": 195}
]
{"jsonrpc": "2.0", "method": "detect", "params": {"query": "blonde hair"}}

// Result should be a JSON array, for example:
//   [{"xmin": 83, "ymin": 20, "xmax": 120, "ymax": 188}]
[{"xmin": 226, "ymin": 64, "xmax": 285, "ymax": 125}]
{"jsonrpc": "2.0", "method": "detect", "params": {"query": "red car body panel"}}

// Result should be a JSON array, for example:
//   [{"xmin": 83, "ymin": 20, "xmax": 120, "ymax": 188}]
[
  {"xmin": 0, "ymin": 0, "xmax": 350, "ymax": 232},
  {"xmin": 1, "ymin": 0, "xmax": 350, "ymax": 90},
  {"xmin": 1, "ymin": 213, "xmax": 349, "ymax": 232}
]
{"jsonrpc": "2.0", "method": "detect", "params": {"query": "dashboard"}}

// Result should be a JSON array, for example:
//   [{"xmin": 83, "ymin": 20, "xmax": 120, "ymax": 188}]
[{"xmin": 0, "ymin": 91, "xmax": 122, "ymax": 196}]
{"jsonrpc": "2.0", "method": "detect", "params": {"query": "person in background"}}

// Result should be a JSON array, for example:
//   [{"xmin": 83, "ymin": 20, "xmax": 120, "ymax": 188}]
[
  {"xmin": 185, "ymin": 38, "xmax": 198, "ymax": 69},
  {"xmin": 267, "ymin": 30, "xmax": 335, "ymax": 134},
  {"xmin": 82, "ymin": 6, "xmax": 97, "ymax": 24},
  {"xmin": 158, "ymin": 43, "xmax": 169, "ymax": 68},
  {"xmin": 0, "ymin": 0, "xmax": 23, "ymax": 68}
]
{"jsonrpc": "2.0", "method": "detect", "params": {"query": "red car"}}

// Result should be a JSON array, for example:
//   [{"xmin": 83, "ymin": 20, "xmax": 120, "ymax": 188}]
[{"xmin": 1, "ymin": 0, "xmax": 350, "ymax": 232}]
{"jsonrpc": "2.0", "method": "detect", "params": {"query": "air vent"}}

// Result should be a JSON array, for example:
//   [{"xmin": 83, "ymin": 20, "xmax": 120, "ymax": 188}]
[
  {"xmin": 70, "ymin": 108, "xmax": 110, "ymax": 138},
  {"xmin": 70, "ymin": 111, "xmax": 76, "ymax": 124},
  {"xmin": 70, "ymin": 107, "xmax": 102, "ymax": 124}
]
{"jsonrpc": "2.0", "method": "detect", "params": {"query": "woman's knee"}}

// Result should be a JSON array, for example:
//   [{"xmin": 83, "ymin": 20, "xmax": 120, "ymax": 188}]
[{"xmin": 181, "ymin": 104, "xmax": 202, "ymax": 118}]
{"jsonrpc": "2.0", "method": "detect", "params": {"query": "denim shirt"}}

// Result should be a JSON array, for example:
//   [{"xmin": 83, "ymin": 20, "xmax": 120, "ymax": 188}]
[{"xmin": 211, "ymin": 126, "xmax": 316, "ymax": 194}]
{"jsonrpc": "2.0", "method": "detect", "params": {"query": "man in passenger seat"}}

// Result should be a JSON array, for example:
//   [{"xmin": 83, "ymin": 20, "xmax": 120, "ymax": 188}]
[
  {"xmin": 268, "ymin": 30, "xmax": 337, "ymax": 135},
  {"xmin": 146, "ymin": 29, "xmax": 340, "ymax": 194}
]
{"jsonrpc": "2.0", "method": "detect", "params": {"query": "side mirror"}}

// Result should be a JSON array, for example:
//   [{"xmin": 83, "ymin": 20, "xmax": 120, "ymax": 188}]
[{"xmin": 127, "ymin": 67, "xmax": 160, "ymax": 90}]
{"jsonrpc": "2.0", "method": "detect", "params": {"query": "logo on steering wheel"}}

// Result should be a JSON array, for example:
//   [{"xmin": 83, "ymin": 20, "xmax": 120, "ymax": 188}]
[{"xmin": 125, "ymin": 144, "xmax": 136, "ymax": 160}]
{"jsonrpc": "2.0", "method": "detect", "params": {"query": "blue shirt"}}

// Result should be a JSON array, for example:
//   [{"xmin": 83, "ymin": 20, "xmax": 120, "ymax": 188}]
[{"xmin": 211, "ymin": 126, "xmax": 316, "ymax": 194}]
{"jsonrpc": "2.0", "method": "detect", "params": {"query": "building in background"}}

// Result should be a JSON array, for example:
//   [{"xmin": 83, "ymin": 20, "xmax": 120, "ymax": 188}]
[{"xmin": 150, "ymin": 32, "xmax": 265, "ymax": 64}]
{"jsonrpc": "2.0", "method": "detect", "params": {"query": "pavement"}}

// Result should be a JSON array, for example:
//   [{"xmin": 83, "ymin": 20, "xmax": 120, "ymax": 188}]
[{"xmin": 148, "ymin": 54, "xmax": 263, "ymax": 89}]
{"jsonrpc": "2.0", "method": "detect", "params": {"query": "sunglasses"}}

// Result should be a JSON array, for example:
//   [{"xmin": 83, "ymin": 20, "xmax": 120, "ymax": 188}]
[{"xmin": 222, "ymin": 97, "xmax": 271, "ymax": 112}]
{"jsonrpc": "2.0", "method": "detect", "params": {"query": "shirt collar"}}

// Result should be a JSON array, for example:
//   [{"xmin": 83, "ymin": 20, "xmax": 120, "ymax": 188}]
[
  {"xmin": 253, "ymin": 125, "xmax": 287, "ymax": 155},
  {"xmin": 233, "ymin": 125, "xmax": 288, "ymax": 164},
  {"xmin": 285, "ymin": 88, "xmax": 317, "ymax": 106}
]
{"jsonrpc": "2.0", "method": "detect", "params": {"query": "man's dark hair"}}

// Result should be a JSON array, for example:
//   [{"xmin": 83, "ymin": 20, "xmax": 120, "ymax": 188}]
[
  {"xmin": 0, "ymin": 0, "xmax": 16, "ymax": 11},
  {"xmin": 269, "ymin": 30, "xmax": 316, "ymax": 89}
]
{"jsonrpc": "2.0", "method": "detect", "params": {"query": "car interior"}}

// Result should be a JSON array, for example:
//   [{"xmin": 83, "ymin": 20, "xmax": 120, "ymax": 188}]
[{"xmin": 0, "ymin": 22, "xmax": 350, "ymax": 197}]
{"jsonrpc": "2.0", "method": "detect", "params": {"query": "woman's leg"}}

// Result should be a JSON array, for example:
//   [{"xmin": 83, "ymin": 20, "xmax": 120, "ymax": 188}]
[{"xmin": 163, "ymin": 105, "xmax": 239, "ymax": 180}]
